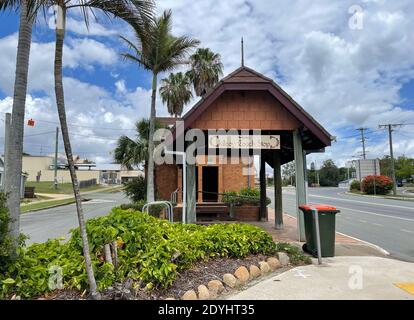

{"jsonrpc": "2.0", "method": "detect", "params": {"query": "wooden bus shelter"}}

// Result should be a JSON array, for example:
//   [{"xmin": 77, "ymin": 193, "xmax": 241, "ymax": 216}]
[{"xmin": 155, "ymin": 66, "xmax": 332, "ymax": 240}]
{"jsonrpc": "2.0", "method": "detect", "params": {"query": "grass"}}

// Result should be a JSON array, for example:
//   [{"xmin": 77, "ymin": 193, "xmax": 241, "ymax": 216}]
[
  {"xmin": 25, "ymin": 181, "xmax": 106, "ymax": 195},
  {"xmin": 21, "ymin": 197, "xmax": 76, "ymax": 213}
]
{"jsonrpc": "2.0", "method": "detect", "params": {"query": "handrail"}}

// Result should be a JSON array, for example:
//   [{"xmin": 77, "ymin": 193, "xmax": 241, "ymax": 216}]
[{"xmin": 143, "ymin": 201, "xmax": 174, "ymax": 223}]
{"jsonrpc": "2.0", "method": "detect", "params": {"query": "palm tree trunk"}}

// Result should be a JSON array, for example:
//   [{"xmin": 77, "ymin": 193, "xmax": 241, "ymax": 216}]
[
  {"xmin": 53, "ymin": 6, "xmax": 99, "ymax": 299},
  {"xmin": 5, "ymin": 0, "xmax": 33, "ymax": 252},
  {"xmin": 146, "ymin": 72, "xmax": 158, "ymax": 202}
]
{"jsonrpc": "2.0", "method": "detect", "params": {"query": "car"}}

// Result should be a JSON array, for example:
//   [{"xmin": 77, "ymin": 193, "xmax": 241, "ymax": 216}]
[{"xmin": 397, "ymin": 180, "xmax": 404, "ymax": 187}]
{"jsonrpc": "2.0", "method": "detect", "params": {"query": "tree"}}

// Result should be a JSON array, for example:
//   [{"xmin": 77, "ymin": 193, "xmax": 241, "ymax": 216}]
[
  {"xmin": 52, "ymin": 0, "xmax": 153, "ymax": 299},
  {"xmin": 120, "ymin": 9, "xmax": 199, "ymax": 202},
  {"xmin": 114, "ymin": 118, "xmax": 162, "ymax": 178},
  {"xmin": 159, "ymin": 72, "xmax": 192, "ymax": 118},
  {"xmin": 0, "ymin": 0, "xmax": 45, "ymax": 255},
  {"xmin": 282, "ymin": 161, "xmax": 295, "ymax": 186},
  {"xmin": 188, "ymin": 48, "xmax": 223, "ymax": 96},
  {"xmin": 319, "ymin": 159, "xmax": 340, "ymax": 187}
]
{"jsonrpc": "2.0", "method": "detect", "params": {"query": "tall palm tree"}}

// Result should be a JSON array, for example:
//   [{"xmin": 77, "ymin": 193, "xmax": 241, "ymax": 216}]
[
  {"xmin": 52, "ymin": 0, "xmax": 153, "ymax": 299},
  {"xmin": 188, "ymin": 48, "xmax": 223, "ymax": 97},
  {"xmin": 160, "ymin": 72, "xmax": 192, "ymax": 118},
  {"xmin": 114, "ymin": 119, "xmax": 162, "ymax": 180},
  {"xmin": 120, "ymin": 9, "xmax": 199, "ymax": 203},
  {"xmin": 0, "ymin": 0, "xmax": 45, "ymax": 254}
]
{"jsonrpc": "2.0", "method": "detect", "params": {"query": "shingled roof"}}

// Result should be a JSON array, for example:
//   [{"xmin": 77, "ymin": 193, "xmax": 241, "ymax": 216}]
[{"xmin": 180, "ymin": 66, "xmax": 333, "ymax": 149}]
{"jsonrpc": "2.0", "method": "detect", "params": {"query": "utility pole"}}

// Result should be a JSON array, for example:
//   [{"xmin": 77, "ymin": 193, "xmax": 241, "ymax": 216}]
[
  {"xmin": 3, "ymin": 113, "xmax": 11, "ymax": 188},
  {"xmin": 54, "ymin": 127, "xmax": 59, "ymax": 190},
  {"xmin": 379, "ymin": 124, "xmax": 402, "ymax": 196},
  {"xmin": 357, "ymin": 128, "xmax": 368, "ymax": 159}
]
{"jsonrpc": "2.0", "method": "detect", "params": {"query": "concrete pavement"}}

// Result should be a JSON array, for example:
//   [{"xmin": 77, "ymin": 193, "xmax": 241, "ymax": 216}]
[
  {"xmin": 227, "ymin": 256, "xmax": 414, "ymax": 300},
  {"xmin": 270, "ymin": 187, "xmax": 414, "ymax": 262},
  {"xmin": 21, "ymin": 191, "xmax": 128, "ymax": 244}
]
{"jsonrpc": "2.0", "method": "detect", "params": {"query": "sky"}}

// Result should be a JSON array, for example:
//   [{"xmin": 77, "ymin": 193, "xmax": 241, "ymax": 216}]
[{"xmin": 0, "ymin": 0, "xmax": 414, "ymax": 169}]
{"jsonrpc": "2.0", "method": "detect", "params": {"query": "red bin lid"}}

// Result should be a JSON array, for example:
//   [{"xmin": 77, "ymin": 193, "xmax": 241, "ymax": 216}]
[{"xmin": 299, "ymin": 204, "xmax": 338, "ymax": 212}]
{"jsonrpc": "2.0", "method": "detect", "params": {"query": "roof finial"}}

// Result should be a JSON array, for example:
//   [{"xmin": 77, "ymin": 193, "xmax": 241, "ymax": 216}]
[{"xmin": 241, "ymin": 37, "xmax": 245, "ymax": 67}]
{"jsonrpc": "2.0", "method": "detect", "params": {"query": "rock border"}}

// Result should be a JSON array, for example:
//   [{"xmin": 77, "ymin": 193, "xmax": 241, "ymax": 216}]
[{"xmin": 176, "ymin": 252, "xmax": 290, "ymax": 300}]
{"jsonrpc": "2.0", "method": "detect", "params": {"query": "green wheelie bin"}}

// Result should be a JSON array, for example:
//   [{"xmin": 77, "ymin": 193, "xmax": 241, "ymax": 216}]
[{"xmin": 299, "ymin": 204, "xmax": 340, "ymax": 258}]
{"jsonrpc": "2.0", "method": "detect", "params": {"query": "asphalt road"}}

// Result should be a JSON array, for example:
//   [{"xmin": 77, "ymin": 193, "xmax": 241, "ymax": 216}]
[
  {"xmin": 21, "ymin": 191, "xmax": 128, "ymax": 244},
  {"xmin": 268, "ymin": 187, "xmax": 414, "ymax": 262}
]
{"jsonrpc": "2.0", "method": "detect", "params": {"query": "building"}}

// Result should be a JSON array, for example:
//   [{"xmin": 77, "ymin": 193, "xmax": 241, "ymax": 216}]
[
  {"xmin": 22, "ymin": 155, "xmax": 142, "ymax": 185},
  {"xmin": 0, "ymin": 157, "xmax": 27, "ymax": 198},
  {"xmin": 155, "ymin": 66, "xmax": 333, "ymax": 237}
]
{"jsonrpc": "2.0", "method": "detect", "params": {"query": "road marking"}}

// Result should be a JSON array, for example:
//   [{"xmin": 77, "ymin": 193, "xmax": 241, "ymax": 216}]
[
  {"xmin": 395, "ymin": 283, "xmax": 414, "ymax": 296},
  {"xmin": 400, "ymin": 229, "xmax": 414, "ymax": 234},
  {"xmin": 282, "ymin": 191, "xmax": 414, "ymax": 211},
  {"xmin": 371, "ymin": 223, "xmax": 383, "ymax": 227},
  {"xmin": 358, "ymin": 220, "xmax": 367, "ymax": 223},
  {"xmin": 331, "ymin": 205, "xmax": 414, "ymax": 222}
]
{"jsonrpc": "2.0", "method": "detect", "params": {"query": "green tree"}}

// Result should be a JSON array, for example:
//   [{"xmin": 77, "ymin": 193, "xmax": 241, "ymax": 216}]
[
  {"xmin": 319, "ymin": 159, "xmax": 340, "ymax": 187},
  {"xmin": 160, "ymin": 72, "xmax": 192, "ymax": 118},
  {"xmin": 52, "ymin": 0, "xmax": 153, "ymax": 299},
  {"xmin": 188, "ymin": 48, "xmax": 223, "ymax": 97},
  {"xmin": 114, "ymin": 119, "xmax": 162, "ymax": 178},
  {"xmin": 120, "ymin": 9, "xmax": 199, "ymax": 202},
  {"xmin": 282, "ymin": 161, "xmax": 295, "ymax": 186}
]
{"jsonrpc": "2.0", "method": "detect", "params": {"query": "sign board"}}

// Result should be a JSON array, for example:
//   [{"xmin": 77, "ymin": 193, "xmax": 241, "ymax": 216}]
[
  {"xmin": 354, "ymin": 159, "xmax": 380, "ymax": 180},
  {"xmin": 208, "ymin": 135, "xmax": 280, "ymax": 150}
]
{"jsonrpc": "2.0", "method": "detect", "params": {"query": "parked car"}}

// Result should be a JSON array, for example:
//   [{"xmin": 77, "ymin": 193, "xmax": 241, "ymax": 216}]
[{"xmin": 397, "ymin": 180, "xmax": 404, "ymax": 187}]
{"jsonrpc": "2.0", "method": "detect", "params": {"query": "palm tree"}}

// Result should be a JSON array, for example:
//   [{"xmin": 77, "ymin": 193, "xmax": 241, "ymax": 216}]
[
  {"xmin": 114, "ymin": 119, "xmax": 162, "ymax": 180},
  {"xmin": 0, "ymin": 0, "xmax": 46, "ymax": 254},
  {"xmin": 188, "ymin": 48, "xmax": 223, "ymax": 97},
  {"xmin": 52, "ymin": 0, "xmax": 153, "ymax": 299},
  {"xmin": 160, "ymin": 72, "xmax": 192, "ymax": 118},
  {"xmin": 120, "ymin": 9, "xmax": 199, "ymax": 203}
]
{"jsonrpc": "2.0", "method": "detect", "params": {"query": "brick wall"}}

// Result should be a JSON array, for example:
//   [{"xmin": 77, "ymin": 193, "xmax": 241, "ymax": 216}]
[{"xmin": 155, "ymin": 164, "xmax": 178, "ymax": 201}]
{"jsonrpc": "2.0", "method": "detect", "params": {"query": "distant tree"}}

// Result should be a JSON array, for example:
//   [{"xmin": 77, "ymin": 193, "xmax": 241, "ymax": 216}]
[
  {"xmin": 188, "ymin": 48, "xmax": 223, "ymax": 96},
  {"xmin": 282, "ymin": 161, "xmax": 295, "ymax": 186},
  {"xmin": 319, "ymin": 159, "xmax": 340, "ymax": 187},
  {"xmin": 160, "ymin": 72, "xmax": 193, "ymax": 118}
]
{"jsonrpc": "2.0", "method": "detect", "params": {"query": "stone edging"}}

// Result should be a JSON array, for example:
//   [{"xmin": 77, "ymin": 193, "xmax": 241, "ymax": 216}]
[{"xmin": 165, "ymin": 252, "xmax": 291, "ymax": 300}]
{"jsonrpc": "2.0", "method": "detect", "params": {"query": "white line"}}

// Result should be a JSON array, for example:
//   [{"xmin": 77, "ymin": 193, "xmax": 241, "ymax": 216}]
[
  {"xmin": 372, "ymin": 223, "xmax": 384, "ymax": 227},
  {"xmin": 335, "ymin": 205, "xmax": 414, "ymax": 222},
  {"xmin": 400, "ymin": 229, "xmax": 414, "ymax": 234},
  {"xmin": 358, "ymin": 220, "xmax": 367, "ymax": 223},
  {"xmin": 281, "ymin": 191, "xmax": 414, "ymax": 211}
]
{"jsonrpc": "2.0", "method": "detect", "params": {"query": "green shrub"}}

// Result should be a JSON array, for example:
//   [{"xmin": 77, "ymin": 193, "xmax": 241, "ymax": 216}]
[
  {"xmin": 123, "ymin": 176, "xmax": 146, "ymax": 202},
  {"xmin": 350, "ymin": 180, "xmax": 361, "ymax": 192},
  {"xmin": 222, "ymin": 188, "xmax": 271, "ymax": 206},
  {"xmin": 0, "ymin": 209, "xmax": 279, "ymax": 298},
  {"xmin": 119, "ymin": 200, "xmax": 163, "ymax": 218},
  {"xmin": 0, "ymin": 192, "xmax": 12, "ymax": 270},
  {"xmin": 362, "ymin": 175, "xmax": 393, "ymax": 195}
]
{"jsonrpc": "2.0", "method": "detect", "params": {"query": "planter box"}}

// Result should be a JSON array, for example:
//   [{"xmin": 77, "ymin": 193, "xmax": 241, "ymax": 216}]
[{"xmin": 233, "ymin": 205, "xmax": 268, "ymax": 221}]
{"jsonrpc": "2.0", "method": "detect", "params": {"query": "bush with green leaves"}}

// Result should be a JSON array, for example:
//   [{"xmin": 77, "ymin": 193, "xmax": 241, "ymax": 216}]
[
  {"xmin": 350, "ymin": 180, "xmax": 361, "ymax": 192},
  {"xmin": 0, "ymin": 208, "xmax": 311, "ymax": 299},
  {"xmin": 222, "ymin": 188, "xmax": 271, "ymax": 206},
  {"xmin": 0, "ymin": 192, "xmax": 12, "ymax": 270},
  {"xmin": 123, "ymin": 176, "xmax": 146, "ymax": 202},
  {"xmin": 118, "ymin": 200, "xmax": 164, "ymax": 218}
]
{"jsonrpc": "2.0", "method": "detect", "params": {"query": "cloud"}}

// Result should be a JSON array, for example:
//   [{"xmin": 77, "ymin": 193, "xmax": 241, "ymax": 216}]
[{"xmin": 1, "ymin": 0, "xmax": 414, "ymax": 165}]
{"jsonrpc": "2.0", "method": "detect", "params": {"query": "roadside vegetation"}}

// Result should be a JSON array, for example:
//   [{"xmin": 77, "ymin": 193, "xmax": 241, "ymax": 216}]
[
  {"xmin": 25, "ymin": 181, "xmax": 106, "ymax": 195},
  {"xmin": 0, "ymin": 206, "xmax": 309, "ymax": 299}
]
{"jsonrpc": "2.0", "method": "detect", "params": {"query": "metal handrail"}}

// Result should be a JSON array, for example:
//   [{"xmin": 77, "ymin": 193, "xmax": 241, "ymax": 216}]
[{"xmin": 143, "ymin": 201, "xmax": 174, "ymax": 223}]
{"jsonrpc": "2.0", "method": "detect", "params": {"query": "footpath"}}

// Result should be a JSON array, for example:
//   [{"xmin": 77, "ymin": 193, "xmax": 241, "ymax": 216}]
[{"xmin": 239, "ymin": 209, "xmax": 414, "ymax": 299}]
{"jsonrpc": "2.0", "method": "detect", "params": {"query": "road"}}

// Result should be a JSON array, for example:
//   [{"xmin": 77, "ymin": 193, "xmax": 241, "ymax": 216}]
[
  {"xmin": 21, "ymin": 191, "xmax": 128, "ymax": 244},
  {"xmin": 269, "ymin": 187, "xmax": 414, "ymax": 262}
]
